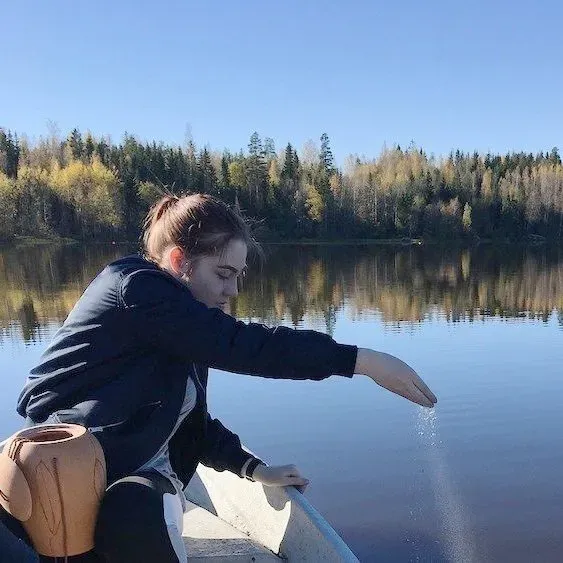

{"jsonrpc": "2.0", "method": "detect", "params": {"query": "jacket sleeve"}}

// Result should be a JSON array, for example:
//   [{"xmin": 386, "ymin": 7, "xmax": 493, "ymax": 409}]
[
  {"xmin": 119, "ymin": 269, "xmax": 357, "ymax": 381},
  {"xmin": 199, "ymin": 414, "xmax": 261, "ymax": 477}
]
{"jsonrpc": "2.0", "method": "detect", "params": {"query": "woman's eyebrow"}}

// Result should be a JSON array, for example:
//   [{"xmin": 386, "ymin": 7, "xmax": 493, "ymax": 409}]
[{"xmin": 217, "ymin": 264, "xmax": 247, "ymax": 274}]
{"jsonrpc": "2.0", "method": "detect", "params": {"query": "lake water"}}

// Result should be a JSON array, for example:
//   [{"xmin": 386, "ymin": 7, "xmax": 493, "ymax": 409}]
[{"xmin": 1, "ymin": 243, "xmax": 562, "ymax": 562}]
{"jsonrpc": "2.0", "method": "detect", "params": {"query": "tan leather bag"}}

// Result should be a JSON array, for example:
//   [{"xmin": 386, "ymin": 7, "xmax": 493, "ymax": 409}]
[{"xmin": 0, "ymin": 423, "xmax": 106, "ymax": 557}]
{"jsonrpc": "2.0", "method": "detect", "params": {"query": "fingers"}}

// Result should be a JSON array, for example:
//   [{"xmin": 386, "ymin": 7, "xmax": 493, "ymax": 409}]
[
  {"xmin": 286, "ymin": 476, "xmax": 309, "ymax": 495},
  {"xmin": 395, "ymin": 383, "xmax": 435, "ymax": 408},
  {"xmin": 404, "ymin": 361, "xmax": 437, "ymax": 405},
  {"xmin": 412, "ymin": 376, "xmax": 437, "ymax": 404},
  {"xmin": 281, "ymin": 464, "xmax": 302, "ymax": 478},
  {"xmin": 259, "ymin": 464, "xmax": 309, "ymax": 493},
  {"xmin": 400, "ymin": 362, "xmax": 437, "ymax": 407},
  {"xmin": 280, "ymin": 465, "xmax": 309, "ymax": 488},
  {"xmin": 409, "ymin": 386, "xmax": 435, "ymax": 408},
  {"xmin": 284, "ymin": 467, "xmax": 308, "ymax": 482},
  {"xmin": 370, "ymin": 352, "xmax": 437, "ymax": 408},
  {"xmin": 286, "ymin": 476, "xmax": 309, "ymax": 486}
]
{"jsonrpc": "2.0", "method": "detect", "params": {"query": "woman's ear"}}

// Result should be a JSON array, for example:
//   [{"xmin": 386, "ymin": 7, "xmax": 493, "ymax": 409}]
[
  {"xmin": 168, "ymin": 246, "xmax": 186, "ymax": 275},
  {"xmin": 0, "ymin": 454, "xmax": 32, "ymax": 521}
]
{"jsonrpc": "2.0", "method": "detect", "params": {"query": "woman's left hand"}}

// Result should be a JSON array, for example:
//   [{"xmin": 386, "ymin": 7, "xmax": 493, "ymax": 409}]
[{"xmin": 252, "ymin": 464, "xmax": 309, "ymax": 493}]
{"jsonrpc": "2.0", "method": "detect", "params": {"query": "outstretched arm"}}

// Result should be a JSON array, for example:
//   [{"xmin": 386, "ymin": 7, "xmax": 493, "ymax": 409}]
[
  {"xmin": 121, "ymin": 270, "xmax": 436, "ymax": 406},
  {"xmin": 120, "ymin": 270, "xmax": 357, "ymax": 381}
]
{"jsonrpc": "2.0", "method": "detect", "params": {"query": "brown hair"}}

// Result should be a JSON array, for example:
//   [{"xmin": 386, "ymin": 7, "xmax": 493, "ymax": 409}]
[{"xmin": 141, "ymin": 193, "xmax": 263, "ymax": 267}]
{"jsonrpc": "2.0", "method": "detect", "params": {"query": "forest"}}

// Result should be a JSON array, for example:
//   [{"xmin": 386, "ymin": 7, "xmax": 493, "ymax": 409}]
[{"xmin": 0, "ymin": 127, "xmax": 562, "ymax": 242}]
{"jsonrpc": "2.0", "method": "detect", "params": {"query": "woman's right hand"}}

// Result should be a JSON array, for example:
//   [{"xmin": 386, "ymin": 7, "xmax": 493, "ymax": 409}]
[
  {"xmin": 355, "ymin": 348, "xmax": 437, "ymax": 407},
  {"xmin": 252, "ymin": 464, "xmax": 309, "ymax": 493}
]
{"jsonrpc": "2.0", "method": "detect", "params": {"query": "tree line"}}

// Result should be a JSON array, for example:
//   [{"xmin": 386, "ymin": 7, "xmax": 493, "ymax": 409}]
[{"xmin": 0, "ymin": 127, "xmax": 562, "ymax": 242}]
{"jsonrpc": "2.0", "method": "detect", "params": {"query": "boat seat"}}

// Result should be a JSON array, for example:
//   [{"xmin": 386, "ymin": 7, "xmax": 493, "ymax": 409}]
[{"xmin": 183, "ymin": 501, "xmax": 282, "ymax": 562}]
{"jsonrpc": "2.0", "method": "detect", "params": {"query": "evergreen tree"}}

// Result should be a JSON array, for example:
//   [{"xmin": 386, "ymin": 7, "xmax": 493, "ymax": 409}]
[
  {"xmin": 315, "ymin": 133, "xmax": 336, "ymax": 233},
  {"xmin": 84, "ymin": 133, "xmax": 95, "ymax": 162},
  {"xmin": 185, "ymin": 141, "xmax": 198, "ymax": 190},
  {"xmin": 197, "ymin": 147, "xmax": 218, "ymax": 194},
  {"xmin": 246, "ymin": 132, "xmax": 268, "ymax": 209},
  {"xmin": 68, "ymin": 128, "xmax": 84, "ymax": 160},
  {"xmin": 263, "ymin": 137, "xmax": 276, "ymax": 161},
  {"xmin": 95, "ymin": 138, "xmax": 110, "ymax": 166},
  {"xmin": 549, "ymin": 147, "xmax": 561, "ymax": 165},
  {"xmin": 281, "ymin": 143, "xmax": 296, "ymax": 181},
  {"xmin": 0, "ymin": 129, "xmax": 20, "ymax": 179},
  {"xmin": 319, "ymin": 132, "xmax": 334, "ymax": 174},
  {"xmin": 220, "ymin": 153, "xmax": 231, "ymax": 190}
]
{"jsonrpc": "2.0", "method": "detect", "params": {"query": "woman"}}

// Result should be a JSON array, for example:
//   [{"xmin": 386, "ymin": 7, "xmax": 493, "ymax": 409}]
[{"xmin": 3, "ymin": 193, "xmax": 436, "ymax": 562}]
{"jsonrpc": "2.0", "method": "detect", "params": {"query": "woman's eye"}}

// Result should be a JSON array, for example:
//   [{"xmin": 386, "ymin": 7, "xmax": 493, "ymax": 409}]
[{"xmin": 218, "ymin": 271, "xmax": 246, "ymax": 282}]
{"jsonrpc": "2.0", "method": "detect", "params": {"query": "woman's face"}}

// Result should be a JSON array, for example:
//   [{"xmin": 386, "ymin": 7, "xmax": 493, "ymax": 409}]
[{"xmin": 182, "ymin": 238, "xmax": 248, "ymax": 312}]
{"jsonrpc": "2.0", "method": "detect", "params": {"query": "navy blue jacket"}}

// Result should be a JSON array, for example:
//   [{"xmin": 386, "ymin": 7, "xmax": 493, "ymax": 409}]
[{"xmin": 17, "ymin": 255, "xmax": 357, "ymax": 485}]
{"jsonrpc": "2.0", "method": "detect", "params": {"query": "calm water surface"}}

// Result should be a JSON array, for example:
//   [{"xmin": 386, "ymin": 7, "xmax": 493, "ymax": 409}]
[{"xmin": 1, "ymin": 243, "xmax": 562, "ymax": 562}]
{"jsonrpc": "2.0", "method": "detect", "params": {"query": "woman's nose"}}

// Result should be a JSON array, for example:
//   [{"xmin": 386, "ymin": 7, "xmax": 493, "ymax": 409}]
[{"xmin": 225, "ymin": 277, "xmax": 238, "ymax": 297}]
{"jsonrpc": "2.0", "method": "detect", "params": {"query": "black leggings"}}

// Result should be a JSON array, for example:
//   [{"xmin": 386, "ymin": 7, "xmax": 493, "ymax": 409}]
[{"xmin": 0, "ymin": 471, "xmax": 186, "ymax": 563}]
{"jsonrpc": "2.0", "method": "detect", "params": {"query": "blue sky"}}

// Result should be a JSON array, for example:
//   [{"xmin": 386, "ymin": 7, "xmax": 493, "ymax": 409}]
[{"xmin": 2, "ymin": 0, "xmax": 561, "ymax": 163}]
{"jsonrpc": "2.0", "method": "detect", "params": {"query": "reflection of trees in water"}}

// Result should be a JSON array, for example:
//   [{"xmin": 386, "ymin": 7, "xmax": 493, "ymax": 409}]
[
  {"xmin": 236, "ymin": 244, "xmax": 563, "ymax": 328},
  {"xmin": 16, "ymin": 299, "xmax": 40, "ymax": 342},
  {"xmin": 1, "ymin": 243, "xmax": 562, "ymax": 342},
  {"xmin": 0, "ymin": 243, "xmax": 137, "ymax": 342}
]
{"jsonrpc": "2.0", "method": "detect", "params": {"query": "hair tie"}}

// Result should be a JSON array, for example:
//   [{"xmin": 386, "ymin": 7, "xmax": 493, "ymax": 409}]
[{"xmin": 155, "ymin": 195, "xmax": 179, "ymax": 222}]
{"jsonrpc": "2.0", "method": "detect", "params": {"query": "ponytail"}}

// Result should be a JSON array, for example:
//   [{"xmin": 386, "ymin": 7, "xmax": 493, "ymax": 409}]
[{"xmin": 141, "ymin": 193, "xmax": 263, "ymax": 267}]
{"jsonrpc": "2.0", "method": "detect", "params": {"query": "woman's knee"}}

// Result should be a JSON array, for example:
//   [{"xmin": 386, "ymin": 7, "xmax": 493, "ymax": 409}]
[{"xmin": 95, "ymin": 472, "xmax": 185, "ymax": 563}]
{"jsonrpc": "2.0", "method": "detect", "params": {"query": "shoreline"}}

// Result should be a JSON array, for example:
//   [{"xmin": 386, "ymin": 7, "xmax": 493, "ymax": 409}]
[{"xmin": 1, "ymin": 235, "xmax": 559, "ymax": 248}]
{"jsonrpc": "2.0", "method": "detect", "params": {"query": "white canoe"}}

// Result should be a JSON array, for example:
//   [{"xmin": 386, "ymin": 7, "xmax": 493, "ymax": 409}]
[{"xmin": 0, "ymin": 438, "xmax": 358, "ymax": 561}]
